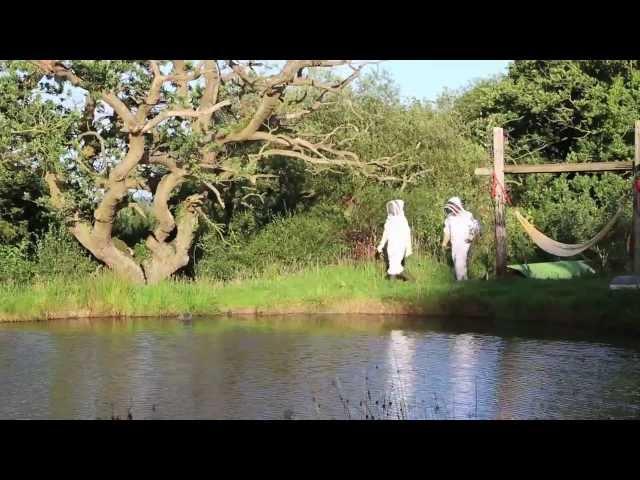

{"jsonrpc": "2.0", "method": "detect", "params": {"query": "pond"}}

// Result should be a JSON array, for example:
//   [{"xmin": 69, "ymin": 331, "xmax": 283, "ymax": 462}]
[{"xmin": 1, "ymin": 315, "xmax": 639, "ymax": 419}]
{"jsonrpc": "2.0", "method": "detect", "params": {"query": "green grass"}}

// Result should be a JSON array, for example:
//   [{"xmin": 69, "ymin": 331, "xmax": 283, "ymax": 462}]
[{"xmin": 1, "ymin": 256, "xmax": 639, "ymax": 336}]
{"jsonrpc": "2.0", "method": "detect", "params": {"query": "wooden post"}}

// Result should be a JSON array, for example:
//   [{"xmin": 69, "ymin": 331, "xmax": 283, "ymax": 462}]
[
  {"xmin": 633, "ymin": 121, "xmax": 640, "ymax": 274},
  {"xmin": 493, "ymin": 127, "xmax": 507, "ymax": 277}
]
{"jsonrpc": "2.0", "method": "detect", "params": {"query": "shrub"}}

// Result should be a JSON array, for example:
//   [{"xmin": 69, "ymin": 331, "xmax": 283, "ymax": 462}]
[
  {"xmin": 196, "ymin": 205, "xmax": 348, "ymax": 281},
  {"xmin": 0, "ymin": 240, "xmax": 34, "ymax": 284},
  {"xmin": 32, "ymin": 225, "xmax": 97, "ymax": 279}
]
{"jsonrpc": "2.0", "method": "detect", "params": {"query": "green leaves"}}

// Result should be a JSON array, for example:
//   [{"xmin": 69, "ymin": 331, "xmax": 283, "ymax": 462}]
[{"xmin": 458, "ymin": 60, "xmax": 640, "ymax": 163}]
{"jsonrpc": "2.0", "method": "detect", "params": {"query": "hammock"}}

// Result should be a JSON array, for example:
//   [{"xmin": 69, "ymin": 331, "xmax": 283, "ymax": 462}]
[{"xmin": 514, "ymin": 207, "xmax": 625, "ymax": 257}]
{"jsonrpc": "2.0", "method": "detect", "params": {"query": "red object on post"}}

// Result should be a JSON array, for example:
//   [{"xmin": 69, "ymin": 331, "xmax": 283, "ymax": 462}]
[{"xmin": 491, "ymin": 172, "xmax": 512, "ymax": 205}]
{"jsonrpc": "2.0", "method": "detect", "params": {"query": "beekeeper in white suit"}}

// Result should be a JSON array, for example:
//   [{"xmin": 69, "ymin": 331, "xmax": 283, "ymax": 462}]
[
  {"xmin": 377, "ymin": 200, "xmax": 413, "ymax": 281},
  {"xmin": 441, "ymin": 197, "xmax": 480, "ymax": 281}
]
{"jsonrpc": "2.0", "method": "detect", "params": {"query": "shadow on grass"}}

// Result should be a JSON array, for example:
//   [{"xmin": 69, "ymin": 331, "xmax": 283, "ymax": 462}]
[{"xmin": 409, "ymin": 276, "xmax": 640, "ymax": 339}]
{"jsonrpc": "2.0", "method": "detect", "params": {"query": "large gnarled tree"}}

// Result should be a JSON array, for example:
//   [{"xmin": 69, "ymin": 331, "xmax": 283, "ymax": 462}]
[{"xmin": 5, "ymin": 60, "xmax": 391, "ymax": 284}]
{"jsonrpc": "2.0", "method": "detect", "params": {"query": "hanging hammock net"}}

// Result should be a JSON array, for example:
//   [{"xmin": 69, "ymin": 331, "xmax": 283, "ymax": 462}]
[{"xmin": 514, "ymin": 207, "xmax": 625, "ymax": 257}]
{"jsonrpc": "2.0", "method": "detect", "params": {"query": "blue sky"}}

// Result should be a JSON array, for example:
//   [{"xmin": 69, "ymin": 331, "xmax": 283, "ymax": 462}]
[{"xmin": 378, "ymin": 60, "xmax": 511, "ymax": 101}]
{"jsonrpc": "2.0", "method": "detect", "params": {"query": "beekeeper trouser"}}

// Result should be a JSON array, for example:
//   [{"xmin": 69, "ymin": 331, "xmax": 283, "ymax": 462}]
[
  {"xmin": 452, "ymin": 242, "xmax": 470, "ymax": 281},
  {"xmin": 386, "ymin": 246, "xmax": 406, "ymax": 275}
]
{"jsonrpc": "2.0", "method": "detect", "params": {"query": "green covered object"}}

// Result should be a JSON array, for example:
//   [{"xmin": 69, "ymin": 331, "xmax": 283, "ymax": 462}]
[{"xmin": 507, "ymin": 261, "xmax": 596, "ymax": 279}]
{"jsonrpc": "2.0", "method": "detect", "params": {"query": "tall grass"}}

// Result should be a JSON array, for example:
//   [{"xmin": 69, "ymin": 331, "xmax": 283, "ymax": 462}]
[{"xmin": 1, "ymin": 256, "xmax": 640, "ymax": 336}]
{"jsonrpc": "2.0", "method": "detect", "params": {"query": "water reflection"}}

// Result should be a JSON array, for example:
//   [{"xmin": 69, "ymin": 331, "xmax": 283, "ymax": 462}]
[
  {"xmin": 0, "ymin": 316, "xmax": 639, "ymax": 419},
  {"xmin": 384, "ymin": 330, "xmax": 417, "ymax": 418}
]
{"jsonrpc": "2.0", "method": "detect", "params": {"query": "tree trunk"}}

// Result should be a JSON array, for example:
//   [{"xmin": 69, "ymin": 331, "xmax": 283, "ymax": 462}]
[
  {"xmin": 45, "ymin": 137, "xmax": 149, "ymax": 284},
  {"xmin": 142, "ymin": 193, "xmax": 203, "ymax": 284},
  {"xmin": 66, "ymin": 212, "xmax": 146, "ymax": 283},
  {"xmin": 92, "ymin": 242, "xmax": 147, "ymax": 283}
]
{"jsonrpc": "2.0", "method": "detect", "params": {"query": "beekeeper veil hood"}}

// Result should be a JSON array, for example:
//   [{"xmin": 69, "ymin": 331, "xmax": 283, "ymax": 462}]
[
  {"xmin": 445, "ymin": 196, "xmax": 465, "ymax": 215},
  {"xmin": 386, "ymin": 199, "xmax": 405, "ymax": 217}
]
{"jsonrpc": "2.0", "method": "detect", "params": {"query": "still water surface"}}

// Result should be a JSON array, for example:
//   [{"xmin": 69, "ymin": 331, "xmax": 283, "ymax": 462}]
[{"xmin": 1, "ymin": 315, "xmax": 639, "ymax": 419}]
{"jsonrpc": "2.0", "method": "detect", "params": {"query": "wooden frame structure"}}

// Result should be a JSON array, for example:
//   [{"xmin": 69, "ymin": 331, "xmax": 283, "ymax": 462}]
[{"xmin": 475, "ymin": 122, "xmax": 640, "ymax": 277}]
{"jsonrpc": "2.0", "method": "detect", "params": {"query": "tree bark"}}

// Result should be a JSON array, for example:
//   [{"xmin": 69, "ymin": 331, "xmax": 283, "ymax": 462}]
[{"xmin": 143, "ymin": 193, "xmax": 204, "ymax": 284}]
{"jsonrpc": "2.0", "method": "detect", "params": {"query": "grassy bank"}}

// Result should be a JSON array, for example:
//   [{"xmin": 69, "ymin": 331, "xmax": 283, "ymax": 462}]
[{"xmin": 1, "ymin": 257, "xmax": 639, "ymax": 335}]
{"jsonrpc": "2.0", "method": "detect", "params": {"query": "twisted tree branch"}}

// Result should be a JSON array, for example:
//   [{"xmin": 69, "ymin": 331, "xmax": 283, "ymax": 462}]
[{"xmin": 141, "ymin": 100, "xmax": 231, "ymax": 134}]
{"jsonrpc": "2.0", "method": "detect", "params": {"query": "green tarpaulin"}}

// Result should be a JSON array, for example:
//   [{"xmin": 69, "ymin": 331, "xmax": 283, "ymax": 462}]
[{"xmin": 507, "ymin": 260, "xmax": 596, "ymax": 279}]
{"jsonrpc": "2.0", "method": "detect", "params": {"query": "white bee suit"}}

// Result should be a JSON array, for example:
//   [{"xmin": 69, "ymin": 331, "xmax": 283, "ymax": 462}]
[
  {"xmin": 443, "ymin": 197, "xmax": 480, "ymax": 281},
  {"xmin": 377, "ymin": 200, "xmax": 412, "ymax": 276}
]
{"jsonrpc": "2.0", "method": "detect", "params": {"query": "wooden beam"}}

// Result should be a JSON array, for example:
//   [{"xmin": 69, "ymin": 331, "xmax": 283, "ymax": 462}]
[
  {"xmin": 633, "ymin": 121, "xmax": 640, "ymax": 274},
  {"xmin": 493, "ymin": 128, "xmax": 507, "ymax": 277},
  {"xmin": 475, "ymin": 161, "xmax": 634, "ymax": 176}
]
